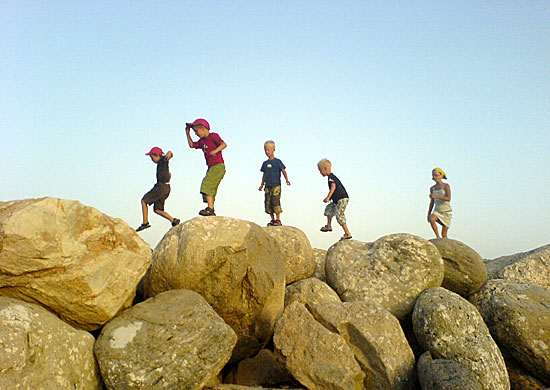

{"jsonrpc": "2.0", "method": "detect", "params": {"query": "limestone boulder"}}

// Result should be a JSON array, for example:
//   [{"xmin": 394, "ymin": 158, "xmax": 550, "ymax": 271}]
[
  {"xmin": 0, "ymin": 296, "xmax": 102, "ymax": 390},
  {"xmin": 142, "ymin": 216, "xmax": 285, "ymax": 361},
  {"xmin": 225, "ymin": 349, "xmax": 295, "ymax": 387},
  {"xmin": 469, "ymin": 279, "xmax": 550, "ymax": 384},
  {"xmin": 430, "ymin": 238, "xmax": 487, "ymax": 296},
  {"xmin": 326, "ymin": 234, "xmax": 444, "ymax": 319},
  {"xmin": 285, "ymin": 277, "xmax": 341, "ymax": 308},
  {"xmin": 273, "ymin": 302, "xmax": 365, "ymax": 390},
  {"xmin": 95, "ymin": 289, "xmax": 236, "ymax": 390},
  {"xmin": 413, "ymin": 287, "xmax": 510, "ymax": 390},
  {"xmin": 485, "ymin": 244, "xmax": 550, "ymax": 289},
  {"xmin": 308, "ymin": 301, "xmax": 416, "ymax": 390},
  {"xmin": 262, "ymin": 226, "xmax": 315, "ymax": 284},
  {"xmin": 417, "ymin": 351, "xmax": 482, "ymax": 390},
  {"xmin": 312, "ymin": 248, "xmax": 327, "ymax": 281},
  {"xmin": 0, "ymin": 197, "xmax": 151, "ymax": 330}
]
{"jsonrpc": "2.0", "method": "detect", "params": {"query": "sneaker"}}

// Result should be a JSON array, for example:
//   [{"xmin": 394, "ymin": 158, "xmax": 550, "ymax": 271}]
[
  {"xmin": 172, "ymin": 218, "xmax": 180, "ymax": 227},
  {"xmin": 199, "ymin": 207, "xmax": 216, "ymax": 216},
  {"xmin": 136, "ymin": 223, "xmax": 151, "ymax": 232}
]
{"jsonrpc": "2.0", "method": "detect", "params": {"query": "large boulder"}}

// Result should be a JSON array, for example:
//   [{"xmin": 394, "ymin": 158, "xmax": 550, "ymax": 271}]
[
  {"xmin": 285, "ymin": 277, "xmax": 341, "ymax": 308},
  {"xmin": 142, "ymin": 216, "xmax": 285, "ymax": 361},
  {"xmin": 413, "ymin": 287, "xmax": 510, "ymax": 390},
  {"xmin": 225, "ymin": 349, "xmax": 295, "ymax": 387},
  {"xmin": 262, "ymin": 226, "xmax": 315, "ymax": 284},
  {"xmin": 0, "ymin": 197, "xmax": 151, "ymax": 330},
  {"xmin": 0, "ymin": 296, "xmax": 102, "ymax": 390},
  {"xmin": 485, "ymin": 244, "xmax": 550, "ymax": 289},
  {"xmin": 308, "ymin": 301, "xmax": 416, "ymax": 390},
  {"xmin": 417, "ymin": 351, "xmax": 482, "ymax": 390},
  {"xmin": 312, "ymin": 248, "xmax": 327, "ymax": 281},
  {"xmin": 326, "ymin": 234, "xmax": 444, "ymax": 319},
  {"xmin": 500, "ymin": 349, "xmax": 548, "ymax": 390},
  {"xmin": 430, "ymin": 238, "xmax": 487, "ymax": 296},
  {"xmin": 469, "ymin": 279, "xmax": 550, "ymax": 384},
  {"xmin": 95, "ymin": 289, "xmax": 236, "ymax": 390},
  {"xmin": 273, "ymin": 302, "xmax": 365, "ymax": 390}
]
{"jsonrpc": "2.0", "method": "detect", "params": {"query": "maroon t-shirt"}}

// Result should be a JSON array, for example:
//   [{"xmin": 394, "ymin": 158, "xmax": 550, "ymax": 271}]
[{"xmin": 193, "ymin": 132, "xmax": 225, "ymax": 167}]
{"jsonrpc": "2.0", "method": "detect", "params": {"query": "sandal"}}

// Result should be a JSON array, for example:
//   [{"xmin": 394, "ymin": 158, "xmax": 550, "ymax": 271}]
[
  {"xmin": 340, "ymin": 234, "xmax": 353, "ymax": 240},
  {"xmin": 199, "ymin": 207, "xmax": 216, "ymax": 216},
  {"xmin": 172, "ymin": 218, "xmax": 180, "ymax": 227},
  {"xmin": 267, "ymin": 220, "xmax": 276, "ymax": 226},
  {"xmin": 272, "ymin": 220, "xmax": 282, "ymax": 226},
  {"xmin": 136, "ymin": 223, "xmax": 151, "ymax": 232},
  {"xmin": 320, "ymin": 225, "xmax": 332, "ymax": 232}
]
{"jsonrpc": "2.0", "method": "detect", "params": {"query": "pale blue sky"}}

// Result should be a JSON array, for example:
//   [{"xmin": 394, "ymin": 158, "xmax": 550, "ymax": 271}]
[{"xmin": 2, "ymin": 1, "xmax": 549, "ymax": 258}]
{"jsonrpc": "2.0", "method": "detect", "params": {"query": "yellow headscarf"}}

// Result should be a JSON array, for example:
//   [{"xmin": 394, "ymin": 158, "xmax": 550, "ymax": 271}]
[{"xmin": 433, "ymin": 167, "xmax": 447, "ymax": 179}]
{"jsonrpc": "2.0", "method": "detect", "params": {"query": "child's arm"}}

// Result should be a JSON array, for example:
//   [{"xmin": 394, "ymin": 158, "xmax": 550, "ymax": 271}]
[
  {"xmin": 324, "ymin": 183, "xmax": 336, "ymax": 203},
  {"xmin": 185, "ymin": 126, "xmax": 195, "ymax": 148},
  {"xmin": 209, "ymin": 141, "xmax": 227, "ymax": 156},
  {"xmin": 259, "ymin": 173, "xmax": 266, "ymax": 191},
  {"xmin": 427, "ymin": 188, "xmax": 434, "ymax": 221},
  {"xmin": 165, "ymin": 151, "xmax": 174, "ymax": 160},
  {"xmin": 282, "ymin": 169, "xmax": 291, "ymax": 186}
]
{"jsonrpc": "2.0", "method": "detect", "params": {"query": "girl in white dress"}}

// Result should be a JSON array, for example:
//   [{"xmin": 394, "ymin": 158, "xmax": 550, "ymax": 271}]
[{"xmin": 427, "ymin": 167, "xmax": 452, "ymax": 238}]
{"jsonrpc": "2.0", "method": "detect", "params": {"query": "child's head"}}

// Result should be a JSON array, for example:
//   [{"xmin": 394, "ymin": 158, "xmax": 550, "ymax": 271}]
[
  {"xmin": 432, "ymin": 167, "xmax": 447, "ymax": 181},
  {"xmin": 317, "ymin": 159, "xmax": 332, "ymax": 177},
  {"xmin": 264, "ymin": 140, "xmax": 275, "ymax": 158},
  {"xmin": 146, "ymin": 147, "xmax": 164, "ymax": 163},
  {"xmin": 187, "ymin": 118, "xmax": 210, "ymax": 139}
]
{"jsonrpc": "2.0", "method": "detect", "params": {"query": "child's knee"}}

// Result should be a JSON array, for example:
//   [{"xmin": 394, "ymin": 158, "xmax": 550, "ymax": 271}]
[{"xmin": 154, "ymin": 208, "xmax": 163, "ymax": 215}]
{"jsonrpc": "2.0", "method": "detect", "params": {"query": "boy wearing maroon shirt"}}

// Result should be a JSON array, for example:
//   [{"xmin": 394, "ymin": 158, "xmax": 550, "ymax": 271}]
[{"xmin": 185, "ymin": 118, "xmax": 227, "ymax": 216}]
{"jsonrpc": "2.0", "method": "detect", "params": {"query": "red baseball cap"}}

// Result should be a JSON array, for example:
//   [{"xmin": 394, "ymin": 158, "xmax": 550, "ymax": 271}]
[
  {"xmin": 145, "ymin": 147, "xmax": 163, "ymax": 156},
  {"xmin": 186, "ymin": 118, "xmax": 210, "ymax": 130}
]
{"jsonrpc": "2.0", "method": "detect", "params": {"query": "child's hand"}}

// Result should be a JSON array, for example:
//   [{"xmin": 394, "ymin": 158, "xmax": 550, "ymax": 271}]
[
  {"xmin": 323, "ymin": 197, "xmax": 330, "ymax": 203},
  {"xmin": 429, "ymin": 193, "xmax": 437, "ymax": 199},
  {"xmin": 258, "ymin": 184, "xmax": 264, "ymax": 191},
  {"xmin": 286, "ymin": 180, "xmax": 291, "ymax": 186},
  {"xmin": 209, "ymin": 151, "xmax": 217, "ymax": 156}
]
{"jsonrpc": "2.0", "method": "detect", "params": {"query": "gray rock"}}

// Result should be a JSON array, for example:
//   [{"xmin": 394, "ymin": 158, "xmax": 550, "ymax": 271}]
[
  {"xmin": 500, "ymin": 349, "xmax": 547, "ymax": 390},
  {"xmin": 285, "ymin": 277, "xmax": 341, "ymax": 308},
  {"xmin": 485, "ymin": 244, "xmax": 550, "ymax": 289},
  {"xmin": 225, "ymin": 349, "xmax": 294, "ymax": 387},
  {"xmin": 430, "ymin": 238, "xmax": 487, "ymax": 296},
  {"xmin": 326, "ymin": 234, "xmax": 444, "ymax": 320},
  {"xmin": 273, "ymin": 302, "xmax": 365, "ymax": 390},
  {"xmin": 0, "ymin": 197, "xmax": 151, "ymax": 330},
  {"xmin": 143, "ymin": 216, "xmax": 285, "ymax": 361},
  {"xmin": 312, "ymin": 248, "xmax": 327, "ymax": 281},
  {"xmin": 263, "ymin": 226, "xmax": 315, "ymax": 284},
  {"xmin": 0, "ymin": 296, "xmax": 102, "ymax": 390},
  {"xmin": 413, "ymin": 287, "xmax": 510, "ymax": 390},
  {"xmin": 417, "ymin": 351, "xmax": 482, "ymax": 390},
  {"xmin": 469, "ymin": 279, "xmax": 550, "ymax": 383},
  {"xmin": 308, "ymin": 301, "xmax": 416, "ymax": 390},
  {"xmin": 95, "ymin": 289, "xmax": 236, "ymax": 390}
]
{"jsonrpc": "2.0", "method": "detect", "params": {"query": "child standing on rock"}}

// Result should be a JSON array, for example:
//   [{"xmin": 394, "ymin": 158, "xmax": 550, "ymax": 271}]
[
  {"xmin": 317, "ymin": 159, "xmax": 352, "ymax": 240},
  {"xmin": 185, "ymin": 118, "xmax": 227, "ymax": 216},
  {"xmin": 258, "ymin": 140, "xmax": 291, "ymax": 226},
  {"xmin": 136, "ymin": 147, "xmax": 180, "ymax": 232},
  {"xmin": 427, "ymin": 167, "xmax": 452, "ymax": 238}
]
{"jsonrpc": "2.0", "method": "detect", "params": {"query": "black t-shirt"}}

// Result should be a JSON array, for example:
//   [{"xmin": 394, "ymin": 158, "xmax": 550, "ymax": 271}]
[
  {"xmin": 156, "ymin": 156, "xmax": 170, "ymax": 183},
  {"xmin": 328, "ymin": 173, "xmax": 348, "ymax": 202}
]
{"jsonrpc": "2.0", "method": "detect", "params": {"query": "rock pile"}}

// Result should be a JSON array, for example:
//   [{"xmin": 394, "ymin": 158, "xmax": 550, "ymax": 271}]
[{"xmin": 1, "ymin": 197, "xmax": 549, "ymax": 390}]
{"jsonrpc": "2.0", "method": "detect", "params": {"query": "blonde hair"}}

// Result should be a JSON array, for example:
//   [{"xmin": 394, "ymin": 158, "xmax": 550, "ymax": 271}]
[
  {"xmin": 264, "ymin": 140, "xmax": 275, "ymax": 148},
  {"xmin": 317, "ymin": 158, "xmax": 332, "ymax": 169}
]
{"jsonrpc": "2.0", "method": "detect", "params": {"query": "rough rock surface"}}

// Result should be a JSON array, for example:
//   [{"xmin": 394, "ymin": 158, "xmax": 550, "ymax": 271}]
[
  {"xmin": 308, "ymin": 301, "xmax": 415, "ymax": 390},
  {"xmin": 95, "ymin": 289, "xmax": 236, "ymax": 390},
  {"xmin": 225, "ymin": 349, "xmax": 295, "ymax": 387},
  {"xmin": 285, "ymin": 277, "xmax": 341, "ymax": 308},
  {"xmin": 417, "ymin": 351, "xmax": 482, "ymax": 390},
  {"xmin": 262, "ymin": 226, "xmax": 315, "ymax": 284},
  {"xmin": 0, "ymin": 197, "xmax": 151, "ymax": 330},
  {"xmin": 430, "ymin": 238, "xmax": 487, "ymax": 296},
  {"xmin": 485, "ymin": 244, "xmax": 550, "ymax": 289},
  {"xmin": 469, "ymin": 279, "xmax": 550, "ymax": 383},
  {"xmin": 500, "ymin": 349, "xmax": 548, "ymax": 390},
  {"xmin": 274, "ymin": 302, "xmax": 364, "ymax": 390},
  {"xmin": 326, "ymin": 234, "xmax": 444, "ymax": 319},
  {"xmin": 312, "ymin": 248, "xmax": 327, "ymax": 281},
  {"xmin": 142, "ymin": 217, "xmax": 285, "ymax": 361},
  {"xmin": 0, "ymin": 296, "xmax": 102, "ymax": 390},
  {"xmin": 413, "ymin": 287, "xmax": 510, "ymax": 390}
]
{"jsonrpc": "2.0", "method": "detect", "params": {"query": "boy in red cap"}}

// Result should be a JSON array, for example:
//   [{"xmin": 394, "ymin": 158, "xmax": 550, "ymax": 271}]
[
  {"xmin": 136, "ymin": 147, "xmax": 180, "ymax": 232},
  {"xmin": 185, "ymin": 118, "xmax": 227, "ymax": 216}
]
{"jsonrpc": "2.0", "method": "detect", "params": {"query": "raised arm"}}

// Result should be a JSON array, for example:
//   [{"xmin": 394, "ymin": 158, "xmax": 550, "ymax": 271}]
[
  {"xmin": 185, "ymin": 126, "xmax": 195, "ymax": 148},
  {"xmin": 165, "ymin": 151, "xmax": 174, "ymax": 160}
]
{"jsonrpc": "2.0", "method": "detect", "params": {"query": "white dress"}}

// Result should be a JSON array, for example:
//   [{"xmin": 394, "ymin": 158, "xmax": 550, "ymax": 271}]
[{"xmin": 432, "ymin": 187, "xmax": 452, "ymax": 227}]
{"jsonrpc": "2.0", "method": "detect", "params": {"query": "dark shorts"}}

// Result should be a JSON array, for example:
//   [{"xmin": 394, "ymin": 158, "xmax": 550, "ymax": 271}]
[
  {"xmin": 264, "ymin": 185, "xmax": 282, "ymax": 214},
  {"xmin": 142, "ymin": 183, "xmax": 170, "ymax": 211}
]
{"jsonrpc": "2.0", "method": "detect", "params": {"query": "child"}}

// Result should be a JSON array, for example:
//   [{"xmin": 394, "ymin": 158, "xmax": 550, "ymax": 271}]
[
  {"xmin": 185, "ymin": 118, "xmax": 227, "ymax": 216},
  {"xmin": 258, "ymin": 140, "xmax": 291, "ymax": 226},
  {"xmin": 317, "ymin": 159, "xmax": 352, "ymax": 240},
  {"xmin": 136, "ymin": 147, "xmax": 180, "ymax": 232},
  {"xmin": 427, "ymin": 167, "xmax": 452, "ymax": 238}
]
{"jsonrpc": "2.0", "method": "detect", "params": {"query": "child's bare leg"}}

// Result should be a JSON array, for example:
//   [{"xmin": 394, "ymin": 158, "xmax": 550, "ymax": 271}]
[
  {"xmin": 326, "ymin": 216, "xmax": 333, "ymax": 229},
  {"xmin": 269, "ymin": 213, "xmax": 275, "ymax": 221},
  {"xmin": 276, "ymin": 213, "xmax": 281, "ymax": 221},
  {"xmin": 141, "ymin": 200, "xmax": 149, "ymax": 224},
  {"xmin": 205, "ymin": 195, "xmax": 214, "ymax": 210},
  {"xmin": 341, "ymin": 223, "xmax": 352, "ymax": 236},
  {"xmin": 429, "ymin": 215, "xmax": 440, "ymax": 238},
  {"xmin": 441, "ymin": 226, "xmax": 449, "ymax": 238},
  {"xmin": 154, "ymin": 209, "xmax": 174, "ymax": 223}
]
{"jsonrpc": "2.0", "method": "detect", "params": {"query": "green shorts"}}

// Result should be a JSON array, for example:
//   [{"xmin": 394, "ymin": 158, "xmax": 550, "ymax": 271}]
[{"xmin": 200, "ymin": 163, "xmax": 226, "ymax": 202}]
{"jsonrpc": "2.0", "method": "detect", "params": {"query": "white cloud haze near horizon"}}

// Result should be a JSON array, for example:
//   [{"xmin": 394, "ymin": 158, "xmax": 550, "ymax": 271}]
[{"xmin": 1, "ymin": 1, "xmax": 549, "ymax": 258}]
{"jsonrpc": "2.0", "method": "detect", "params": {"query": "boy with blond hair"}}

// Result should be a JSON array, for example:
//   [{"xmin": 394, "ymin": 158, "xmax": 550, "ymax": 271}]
[
  {"xmin": 317, "ymin": 159, "xmax": 352, "ymax": 240},
  {"xmin": 258, "ymin": 140, "xmax": 290, "ymax": 226}
]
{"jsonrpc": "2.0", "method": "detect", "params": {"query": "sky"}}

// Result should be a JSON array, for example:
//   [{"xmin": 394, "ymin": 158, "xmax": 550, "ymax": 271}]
[{"xmin": 1, "ymin": 1, "xmax": 549, "ymax": 259}]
